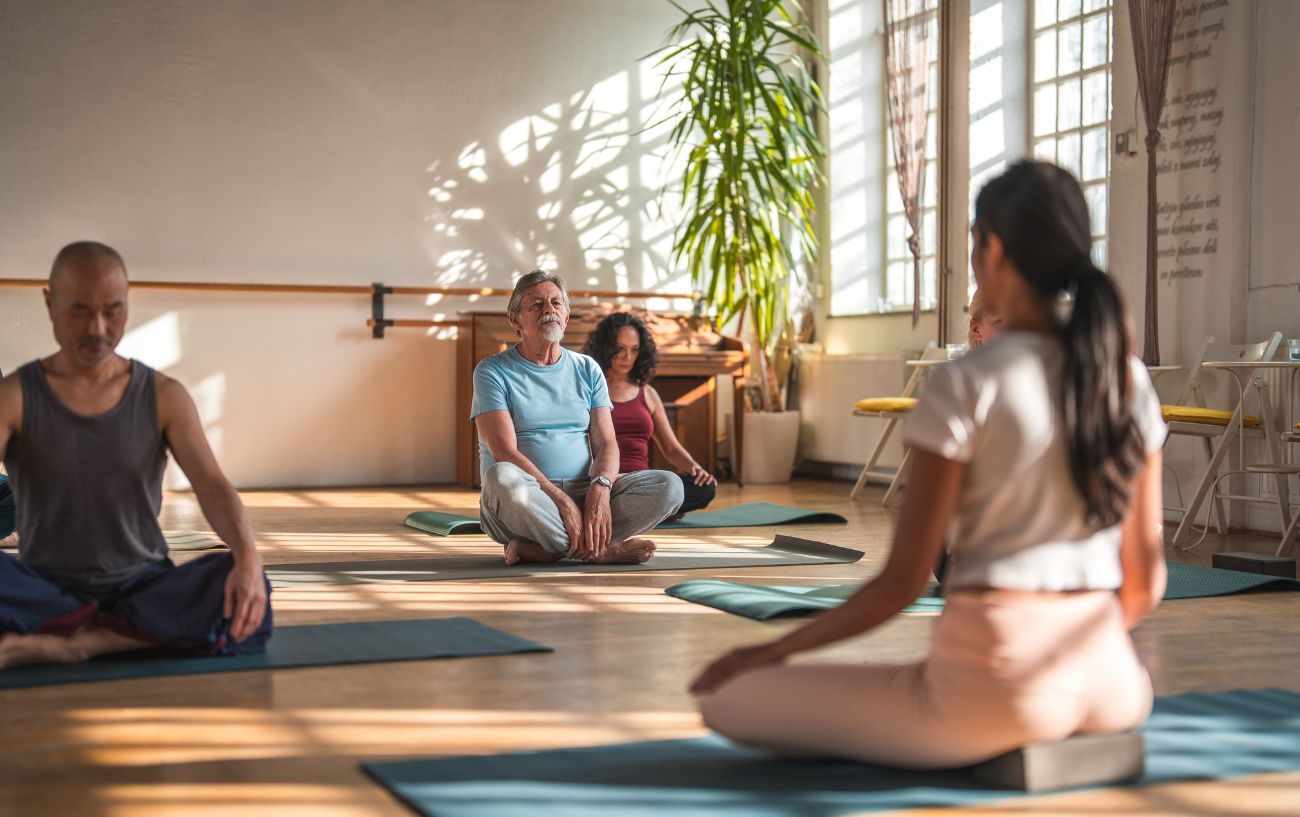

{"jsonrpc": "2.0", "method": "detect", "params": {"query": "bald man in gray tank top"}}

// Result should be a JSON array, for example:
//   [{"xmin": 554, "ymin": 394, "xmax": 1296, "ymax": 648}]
[{"xmin": 0, "ymin": 242, "xmax": 272, "ymax": 668}]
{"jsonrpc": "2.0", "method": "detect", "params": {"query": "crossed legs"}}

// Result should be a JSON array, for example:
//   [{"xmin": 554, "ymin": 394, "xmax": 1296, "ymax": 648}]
[{"xmin": 480, "ymin": 463, "xmax": 683, "ymax": 564}]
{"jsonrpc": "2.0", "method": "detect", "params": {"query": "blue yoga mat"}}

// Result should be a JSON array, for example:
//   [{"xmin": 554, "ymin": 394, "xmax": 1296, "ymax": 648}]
[
  {"xmin": 666, "ymin": 561, "xmax": 1300, "ymax": 621},
  {"xmin": 0, "ymin": 617, "xmax": 550, "ymax": 690},
  {"xmin": 364, "ymin": 688, "xmax": 1300, "ymax": 817},
  {"xmin": 403, "ymin": 502, "xmax": 848, "ymax": 537}
]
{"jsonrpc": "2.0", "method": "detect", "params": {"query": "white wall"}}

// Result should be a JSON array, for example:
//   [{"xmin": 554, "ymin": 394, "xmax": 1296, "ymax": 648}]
[{"xmin": 0, "ymin": 0, "xmax": 688, "ymax": 488}]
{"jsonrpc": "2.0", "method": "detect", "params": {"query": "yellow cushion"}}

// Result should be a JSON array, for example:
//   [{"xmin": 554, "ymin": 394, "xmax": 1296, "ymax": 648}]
[
  {"xmin": 854, "ymin": 397, "xmax": 918, "ymax": 413},
  {"xmin": 1161, "ymin": 405, "xmax": 1261, "ymax": 428}
]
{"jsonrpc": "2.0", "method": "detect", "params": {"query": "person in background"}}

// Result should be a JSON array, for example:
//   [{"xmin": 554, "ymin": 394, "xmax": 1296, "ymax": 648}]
[
  {"xmin": 967, "ymin": 288, "xmax": 1004, "ymax": 349},
  {"xmin": 584, "ymin": 312, "xmax": 716, "ymax": 518},
  {"xmin": 473, "ymin": 272, "xmax": 683, "ymax": 565}
]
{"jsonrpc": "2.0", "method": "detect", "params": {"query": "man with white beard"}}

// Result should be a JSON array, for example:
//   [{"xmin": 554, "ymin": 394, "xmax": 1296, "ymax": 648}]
[{"xmin": 472, "ymin": 270, "xmax": 683, "ymax": 565}]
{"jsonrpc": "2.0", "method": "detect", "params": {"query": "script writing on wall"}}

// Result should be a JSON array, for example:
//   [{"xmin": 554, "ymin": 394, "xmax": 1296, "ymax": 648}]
[{"xmin": 1155, "ymin": 0, "xmax": 1229, "ymax": 284}]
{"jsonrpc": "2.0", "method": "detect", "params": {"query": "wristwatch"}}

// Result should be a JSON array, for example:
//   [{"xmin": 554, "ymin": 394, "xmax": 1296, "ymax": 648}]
[{"xmin": 591, "ymin": 475, "xmax": 613, "ymax": 490}]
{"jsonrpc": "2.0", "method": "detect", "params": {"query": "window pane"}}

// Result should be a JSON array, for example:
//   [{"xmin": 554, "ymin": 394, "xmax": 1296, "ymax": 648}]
[
  {"xmin": 888, "ymin": 261, "xmax": 908, "ymax": 306},
  {"xmin": 1082, "ymin": 71, "xmax": 1108, "ymax": 125},
  {"xmin": 1082, "ymin": 126, "xmax": 1108, "ymax": 181},
  {"xmin": 1034, "ymin": 137, "xmax": 1057, "ymax": 162},
  {"xmin": 1059, "ymin": 0, "xmax": 1083, "ymax": 21},
  {"xmin": 922, "ymin": 257, "xmax": 937, "ymax": 307},
  {"xmin": 888, "ymin": 214, "xmax": 908, "ymax": 258},
  {"xmin": 923, "ymin": 159, "xmax": 938, "ymax": 207},
  {"xmin": 1058, "ymin": 22, "xmax": 1083, "ymax": 76},
  {"xmin": 923, "ymin": 210, "xmax": 937, "ymax": 254},
  {"xmin": 1085, "ymin": 183, "xmax": 1108, "ymax": 236},
  {"xmin": 1083, "ymin": 13, "xmax": 1108, "ymax": 70},
  {"xmin": 1084, "ymin": 0, "xmax": 1109, "ymax": 12},
  {"xmin": 1035, "ymin": 0, "xmax": 1058, "ymax": 28},
  {"xmin": 1091, "ymin": 238, "xmax": 1107, "ymax": 268},
  {"xmin": 1035, "ymin": 31, "xmax": 1058, "ymax": 82},
  {"xmin": 1034, "ymin": 84, "xmax": 1058, "ymax": 136},
  {"xmin": 1058, "ymin": 76, "xmax": 1082, "ymax": 130},
  {"xmin": 1058, "ymin": 132, "xmax": 1082, "ymax": 177}
]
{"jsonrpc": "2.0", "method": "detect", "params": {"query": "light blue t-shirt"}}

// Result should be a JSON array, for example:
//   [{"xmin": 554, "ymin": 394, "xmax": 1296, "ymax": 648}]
[{"xmin": 470, "ymin": 346, "xmax": 613, "ymax": 482}]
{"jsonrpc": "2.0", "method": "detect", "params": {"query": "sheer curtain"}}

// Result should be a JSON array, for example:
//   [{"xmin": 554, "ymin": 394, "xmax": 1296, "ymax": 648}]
[
  {"xmin": 1128, "ymin": 0, "xmax": 1178, "ymax": 364},
  {"xmin": 883, "ymin": 0, "xmax": 937, "ymax": 327}
]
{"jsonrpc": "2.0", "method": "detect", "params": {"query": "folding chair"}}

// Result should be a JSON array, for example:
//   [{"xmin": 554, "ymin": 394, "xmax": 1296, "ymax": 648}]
[
  {"xmin": 849, "ymin": 344, "xmax": 953, "ymax": 504},
  {"xmin": 1164, "ymin": 332, "xmax": 1284, "ymax": 548}
]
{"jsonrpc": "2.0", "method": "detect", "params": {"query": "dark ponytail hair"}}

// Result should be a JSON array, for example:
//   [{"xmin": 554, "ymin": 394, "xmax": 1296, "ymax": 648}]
[
  {"xmin": 583, "ymin": 312, "xmax": 659, "ymax": 386},
  {"xmin": 974, "ymin": 161, "xmax": 1144, "ymax": 527}
]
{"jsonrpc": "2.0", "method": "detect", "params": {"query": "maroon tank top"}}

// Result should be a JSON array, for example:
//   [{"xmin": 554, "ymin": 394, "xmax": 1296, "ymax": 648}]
[{"xmin": 610, "ymin": 386, "xmax": 653, "ymax": 472}]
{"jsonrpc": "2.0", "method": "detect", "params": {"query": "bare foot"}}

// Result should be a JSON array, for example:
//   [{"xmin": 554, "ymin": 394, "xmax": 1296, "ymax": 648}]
[
  {"xmin": 587, "ymin": 537, "xmax": 656, "ymax": 565},
  {"xmin": 0, "ymin": 632, "xmax": 89, "ymax": 668},
  {"xmin": 504, "ymin": 538, "xmax": 563, "ymax": 566},
  {"xmin": 0, "ymin": 531, "xmax": 18, "ymax": 549}
]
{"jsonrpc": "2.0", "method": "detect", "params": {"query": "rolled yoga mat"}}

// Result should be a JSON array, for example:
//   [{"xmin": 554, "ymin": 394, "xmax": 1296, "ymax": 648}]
[
  {"xmin": 665, "ymin": 561, "xmax": 1300, "ymax": 621},
  {"xmin": 164, "ymin": 531, "xmax": 228, "ymax": 551},
  {"xmin": 403, "ymin": 502, "xmax": 848, "ymax": 538},
  {"xmin": 363, "ymin": 688, "xmax": 1300, "ymax": 817},
  {"xmin": 266, "ymin": 535, "xmax": 863, "ymax": 588},
  {"xmin": 0, "ymin": 617, "xmax": 550, "ymax": 690}
]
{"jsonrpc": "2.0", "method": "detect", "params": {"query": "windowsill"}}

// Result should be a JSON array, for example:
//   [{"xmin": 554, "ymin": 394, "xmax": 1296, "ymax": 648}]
[{"xmin": 827, "ymin": 307, "xmax": 939, "ymax": 319}]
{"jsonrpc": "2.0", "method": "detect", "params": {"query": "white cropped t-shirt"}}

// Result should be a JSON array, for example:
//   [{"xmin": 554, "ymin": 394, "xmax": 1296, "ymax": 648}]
[{"xmin": 902, "ymin": 332, "xmax": 1167, "ymax": 592}]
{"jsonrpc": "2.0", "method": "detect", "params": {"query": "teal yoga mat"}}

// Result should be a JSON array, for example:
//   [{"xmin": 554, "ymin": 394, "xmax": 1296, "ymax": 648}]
[
  {"xmin": 656, "ymin": 502, "xmax": 847, "ymax": 529},
  {"xmin": 666, "ymin": 581, "xmax": 945, "ymax": 620},
  {"xmin": 267, "ymin": 535, "xmax": 863, "ymax": 587},
  {"xmin": 665, "ymin": 561, "xmax": 1300, "ymax": 621},
  {"xmin": 363, "ymin": 688, "xmax": 1300, "ymax": 817},
  {"xmin": 404, "ymin": 511, "xmax": 483, "ymax": 536},
  {"xmin": 403, "ymin": 502, "xmax": 847, "ymax": 537},
  {"xmin": 0, "ymin": 617, "xmax": 549, "ymax": 690}
]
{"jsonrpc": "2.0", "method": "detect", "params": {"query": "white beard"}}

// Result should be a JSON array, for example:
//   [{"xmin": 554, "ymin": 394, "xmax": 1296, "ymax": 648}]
[{"xmin": 541, "ymin": 321, "xmax": 565, "ymax": 343}]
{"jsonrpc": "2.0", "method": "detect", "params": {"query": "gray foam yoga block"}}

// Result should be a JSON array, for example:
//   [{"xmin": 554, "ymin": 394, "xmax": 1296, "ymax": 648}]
[
  {"xmin": 1212, "ymin": 551, "xmax": 1297, "ymax": 579},
  {"xmin": 972, "ymin": 731, "xmax": 1144, "ymax": 792}
]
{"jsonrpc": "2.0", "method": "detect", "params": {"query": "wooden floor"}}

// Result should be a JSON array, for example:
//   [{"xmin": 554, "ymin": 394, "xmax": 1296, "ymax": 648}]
[{"xmin": 1, "ymin": 478, "xmax": 1297, "ymax": 817}]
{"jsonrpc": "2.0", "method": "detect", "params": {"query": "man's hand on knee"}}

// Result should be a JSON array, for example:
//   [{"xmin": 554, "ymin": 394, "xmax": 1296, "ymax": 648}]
[
  {"xmin": 223, "ymin": 556, "xmax": 268, "ymax": 643},
  {"xmin": 581, "ymin": 486, "xmax": 613, "ymax": 561},
  {"xmin": 546, "ymin": 488, "xmax": 585, "ymax": 559}
]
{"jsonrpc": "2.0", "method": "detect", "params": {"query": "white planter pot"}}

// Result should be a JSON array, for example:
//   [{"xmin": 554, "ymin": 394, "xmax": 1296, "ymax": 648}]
[{"xmin": 741, "ymin": 410, "xmax": 801, "ymax": 484}]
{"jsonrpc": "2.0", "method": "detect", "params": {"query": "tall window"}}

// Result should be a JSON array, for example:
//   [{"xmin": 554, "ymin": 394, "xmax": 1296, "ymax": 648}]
[
  {"xmin": 827, "ymin": 0, "xmax": 940, "ymax": 317},
  {"xmin": 1031, "ymin": 0, "xmax": 1112, "ymax": 265}
]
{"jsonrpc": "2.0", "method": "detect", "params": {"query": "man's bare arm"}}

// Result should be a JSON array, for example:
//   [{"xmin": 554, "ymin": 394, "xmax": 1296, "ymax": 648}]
[
  {"xmin": 0, "ymin": 374, "xmax": 23, "ymax": 466},
  {"xmin": 587, "ymin": 407, "xmax": 619, "ymax": 483},
  {"xmin": 156, "ymin": 373, "xmax": 266, "ymax": 641}
]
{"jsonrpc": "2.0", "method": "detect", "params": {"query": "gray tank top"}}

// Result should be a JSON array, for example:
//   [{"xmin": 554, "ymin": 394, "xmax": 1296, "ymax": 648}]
[{"xmin": 4, "ymin": 360, "xmax": 169, "ymax": 595}]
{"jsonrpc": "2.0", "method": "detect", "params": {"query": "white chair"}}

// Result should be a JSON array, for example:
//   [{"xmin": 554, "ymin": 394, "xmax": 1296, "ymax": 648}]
[
  {"xmin": 1164, "ymin": 332, "xmax": 1284, "ymax": 548},
  {"xmin": 849, "ymin": 344, "xmax": 952, "ymax": 504}
]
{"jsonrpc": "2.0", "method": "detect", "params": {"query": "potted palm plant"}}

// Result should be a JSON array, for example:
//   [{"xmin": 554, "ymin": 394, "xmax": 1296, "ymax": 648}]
[{"xmin": 654, "ymin": 0, "xmax": 825, "ymax": 482}]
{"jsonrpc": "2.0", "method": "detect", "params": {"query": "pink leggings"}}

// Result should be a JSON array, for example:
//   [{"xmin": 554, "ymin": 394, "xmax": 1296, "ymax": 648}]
[{"xmin": 698, "ymin": 589, "xmax": 1151, "ymax": 769}]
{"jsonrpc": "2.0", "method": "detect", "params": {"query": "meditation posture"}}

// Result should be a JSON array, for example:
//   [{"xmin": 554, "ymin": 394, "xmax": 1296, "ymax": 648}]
[
  {"xmin": 967, "ymin": 289, "xmax": 1004, "ymax": 349},
  {"xmin": 473, "ymin": 270, "xmax": 683, "ymax": 565},
  {"xmin": 692, "ymin": 161, "xmax": 1167, "ymax": 769},
  {"xmin": 583, "ymin": 312, "xmax": 717, "ymax": 517},
  {"xmin": 0, "ymin": 242, "xmax": 272, "ymax": 668}
]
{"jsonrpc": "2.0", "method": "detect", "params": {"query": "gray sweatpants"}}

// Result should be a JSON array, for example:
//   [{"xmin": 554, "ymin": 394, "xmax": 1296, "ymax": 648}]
[{"xmin": 479, "ymin": 462, "xmax": 684, "ymax": 554}]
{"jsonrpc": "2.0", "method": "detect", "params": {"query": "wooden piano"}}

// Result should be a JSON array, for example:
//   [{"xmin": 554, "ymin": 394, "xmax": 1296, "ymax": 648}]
[{"xmin": 455, "ymin": 306, "xmax": 747, "ymax": 487}]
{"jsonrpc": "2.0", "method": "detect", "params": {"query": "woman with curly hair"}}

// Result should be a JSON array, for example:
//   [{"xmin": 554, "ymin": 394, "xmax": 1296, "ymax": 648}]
[{"xmin": 584, "ymin": 313, "xmax": 716, "ymax": 517}]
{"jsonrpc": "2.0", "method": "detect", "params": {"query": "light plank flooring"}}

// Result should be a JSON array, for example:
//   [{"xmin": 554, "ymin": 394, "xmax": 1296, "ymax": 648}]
[{"xmin": 1, "ymin": 478, "xmax": 1297, "ymax": 817}]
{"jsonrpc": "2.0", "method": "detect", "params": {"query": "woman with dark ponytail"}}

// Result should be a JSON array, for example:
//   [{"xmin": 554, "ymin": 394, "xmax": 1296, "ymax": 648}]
[{"xmin": 690, "ymin": 161, "xmax": 1167, "ymax": 770}]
